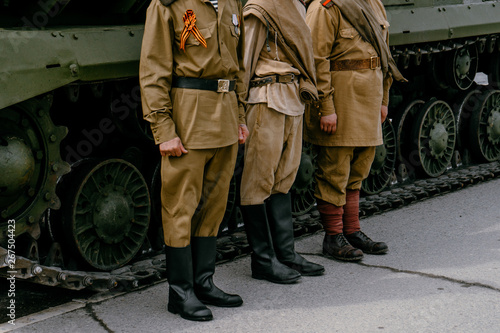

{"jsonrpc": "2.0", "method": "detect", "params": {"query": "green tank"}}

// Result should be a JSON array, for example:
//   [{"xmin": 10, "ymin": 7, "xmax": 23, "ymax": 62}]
[{"xmin": 1, "ymin": 0, "xmax": 499, "ymax": 290}]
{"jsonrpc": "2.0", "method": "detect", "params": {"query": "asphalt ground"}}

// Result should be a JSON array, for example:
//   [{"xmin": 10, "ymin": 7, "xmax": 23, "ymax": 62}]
[{"xmin": 2, "ymin": 177, "xmax": 500, "ymax": 333}]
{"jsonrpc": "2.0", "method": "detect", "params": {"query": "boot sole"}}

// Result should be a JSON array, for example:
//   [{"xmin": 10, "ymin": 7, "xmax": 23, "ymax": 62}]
[
  {"xmin": 252, "ymin": 272, "xmax": 301, "ymax": 284},
  {"xmin": 323, "ymin": 252, "xmax": 363, "ymax": 262},
  {"xmin": 300, "ymin": 268, "xmax": 325, "ymax": 276},
  {"xmin": 199, "ymin": 299, "xmax": 243, "ymax": 308},
  {"xmin": 363, "ymin": 249, "xmax": 388, "ymax": 255},
  {"xmin": 168, "ymin": 304, "xmax": 213, "ymax": 321}
]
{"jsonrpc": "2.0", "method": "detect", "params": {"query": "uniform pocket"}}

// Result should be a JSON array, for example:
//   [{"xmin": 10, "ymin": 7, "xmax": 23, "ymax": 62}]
[{"xmin": 339, "ymin": 27, "xmax": 358, "ymax": 39}]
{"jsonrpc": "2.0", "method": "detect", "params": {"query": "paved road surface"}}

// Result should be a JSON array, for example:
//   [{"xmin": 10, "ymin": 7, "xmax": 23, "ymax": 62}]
[{"xmin": 2, "ymin": 178, "xmax": 499, "ymax": 333}]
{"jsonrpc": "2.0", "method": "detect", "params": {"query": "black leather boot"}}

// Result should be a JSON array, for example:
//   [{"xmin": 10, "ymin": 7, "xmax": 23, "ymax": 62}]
[
  {"xmin": 165, "ymin": 245, "xmax": 213, "ymax": 321},
  {"xmin": 267, "ymin": 193, "xmax": 325, "ymax": 276},
  {"xmin": 241, "ymin": 204, "xmax": 301, "ymax": 284},
  {"xmin": 345, "ymin": 231, "xmax": 388, "ymax": 254},
  {"xmin": 191, "ymin": 236, "xmax": 243, "ymax": 307},
  {"xmin": 323, "ymin": 234, "xmax": 364, "ymax": 261}
]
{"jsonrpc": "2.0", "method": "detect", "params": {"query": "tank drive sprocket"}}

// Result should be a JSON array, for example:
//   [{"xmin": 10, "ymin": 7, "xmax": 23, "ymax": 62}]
[{"xmin": 0, "ymin": 95, "xmax": 70, "ymax": 246}]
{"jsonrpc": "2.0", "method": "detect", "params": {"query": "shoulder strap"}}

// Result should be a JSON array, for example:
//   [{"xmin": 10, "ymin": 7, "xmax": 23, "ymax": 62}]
[
  {"xmin": 160, "ymin": 0, "xmax": 177, "ymax": 6},
  {"xmin": 321, "ymin": 0, "xmax": 334, "ymax": 8}
]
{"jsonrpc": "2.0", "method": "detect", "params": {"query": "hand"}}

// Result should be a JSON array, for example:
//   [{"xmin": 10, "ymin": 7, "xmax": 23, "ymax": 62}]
[
  {"xmin": 320, "ymin": 113, "xmax": 337, "ymax": 134},
  {"xmin": 238, "ymin": 124, "xmax": 249, "ymax": 144},
  {"xmin": 381, "ymin": 105, "xmax": 388, "ymax": 124},
  {"xmin": 159, "ymin": 137, "xmax": 188, "ymax": 157}
]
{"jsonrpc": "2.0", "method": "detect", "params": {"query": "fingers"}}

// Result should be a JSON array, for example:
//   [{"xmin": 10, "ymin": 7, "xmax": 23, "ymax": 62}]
[
  {"xmin": 320, "ymin": 121, "xmax": 336, "ymax": 134},
  {"xmin": 159, "ymin": 138, "xmax": 188, "ymax": 158},
  {"xmin": 238, "ymin": 125, "xmax": 249, "ymax": 144}
]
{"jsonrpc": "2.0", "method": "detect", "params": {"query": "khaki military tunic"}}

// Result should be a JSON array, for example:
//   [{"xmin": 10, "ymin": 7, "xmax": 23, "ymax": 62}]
[
  {"xmin": 140, "ymin": 0, "xmax": 246, "ymax": 149},
  {"xmin": 305, "ymin": 0, "xmax": 393, "ymax": 147},
  {"xmin": 140, "ymin": 0, "xmax": 245, "ymax": 247},
  {"xmin": 306, "ymin": 0, "xmax": 393, "ymax": 206},
  {"xmin": 239, "ymin": 0, "xmax": 308, "ymax": 205}
]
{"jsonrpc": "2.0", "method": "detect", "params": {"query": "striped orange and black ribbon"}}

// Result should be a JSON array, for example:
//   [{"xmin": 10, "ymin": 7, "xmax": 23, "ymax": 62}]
[{"xmin": 180, "ymin": 10, "xmax": 207, "ymax": 51}]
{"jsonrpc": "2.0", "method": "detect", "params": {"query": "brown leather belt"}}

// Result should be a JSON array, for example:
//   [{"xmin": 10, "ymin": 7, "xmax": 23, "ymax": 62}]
[
  {"xmin": 330, "ymin": 56, "xmax": 380, "ymax": 71},
  {"xmin": 249, "ymin": 74, "xmax": 297, "ymax": 88}
]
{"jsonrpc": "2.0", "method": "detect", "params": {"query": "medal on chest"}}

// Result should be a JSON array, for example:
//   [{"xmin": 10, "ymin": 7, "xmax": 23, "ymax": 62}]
[{"xmin": 232, "ymin": 14, "xmax": 240, "ymax": 36}]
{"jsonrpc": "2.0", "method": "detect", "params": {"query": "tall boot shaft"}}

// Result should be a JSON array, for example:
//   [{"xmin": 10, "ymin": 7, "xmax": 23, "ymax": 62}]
[
  {"xmin": 316, "ymin": 198, "xmax": 344, "ymax": 235},
  {"xmin": 266, "ymin": 193, "xmax": 324, "ymax": 276},
  {"xmin": 343, "ymin": 190, "xmax": 361, "ymax": 235},
  {"xmin": 165, "ymin": 245, "xmax": 212, "ymax": 321},
  {"xmin": 191, "ymin": 237, "xmax": 243, "ymax": 307},
  {"xmin": 241, "ymin": 204, "xmax": 301, "ymax": 284},
  {"xmin": 265, "ymin": 193, "xmax": 296, "ymax": 262}
]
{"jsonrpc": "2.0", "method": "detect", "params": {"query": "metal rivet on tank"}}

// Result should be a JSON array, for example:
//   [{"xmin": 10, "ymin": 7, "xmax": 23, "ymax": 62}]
[
  {"xmin": 31, "ymin": 265, "xmax": 43, "ymax": 275},
  {"xmin": 129, "ymin": 31, "xmax": 135, "ymax": 36},
  {"xmin": 52, "ymin": 164, "xmax": 59, "ymax": 172},
  {"xmin": 28, "ymin": 215, "xmax": 35, "ymax": 224},
  {"xmin": 51, "ymin": 32, "xmax": 57, "ymax": 37},
  {"xmin": 21, "ymin": 118, "xmax": 29, "ymax": 127},
  {"xmin": 69, "ymin": 64, "xmax": 79, "ymax": 77},
  {"xmin": 59, "ymin": 32, "xmax": 64, "ymax": 37},
  {"xmin": 49, "ymin": 134, "xmax": 57, "ymax": 142},
  {"xmin": 38, "ymin": 109, "xmax": 44, "ymax": 117},
  {"xmin": 57, "ymin": 272, "xmax": 67, "ymax": 282},
  {"xmin": 28, "ymin": 187, "xmax": 36, "ymax": 197},
  {"xmin": 72, "ymin": 34, "xmax": 78, "ymax": 40},
  {"xmin": 44, "ymin": 192, "xmax": 51, "ymax": 201},
  {"xmin": 83, "ymin": 276, "xmax": 93, "ymax": 286}
]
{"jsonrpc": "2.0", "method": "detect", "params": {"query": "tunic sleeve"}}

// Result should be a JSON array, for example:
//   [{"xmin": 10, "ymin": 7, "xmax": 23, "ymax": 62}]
[
  {"xmin": 235, "ymin": 2, "xmax": 247, "ymax": 125},
  {"xmin": 139, "ymin": 1, "xmax": 177, "ymax": 145},
  {"xmin": 306, "ymin": 5, "xmax": 336, "ymax": 116},
  {"xmin": 242, "ymin": 15, "xmax": 268, "ymax": 101},
  {"xmin": 382, "ymin": 26, "xmax": 393, "ymax": 107}
]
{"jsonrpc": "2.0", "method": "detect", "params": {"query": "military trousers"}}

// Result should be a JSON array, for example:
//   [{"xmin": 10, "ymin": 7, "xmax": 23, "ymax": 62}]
[
  {"xmin": 240, "ymin": 103, "xmax": 303, "ymax": 205},
  {"xmin": 160, "ymin": 143, "xmax": 238, "ymax": 247},
  {"xmin": 314, "ymin": 146, "xmax": 376, "ymax": 207}
]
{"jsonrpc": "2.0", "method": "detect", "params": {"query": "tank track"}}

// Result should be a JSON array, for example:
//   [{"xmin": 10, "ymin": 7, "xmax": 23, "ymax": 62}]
[{"xmin": 2, "ymin": 161, "xmax": 499, "ymax": 292}]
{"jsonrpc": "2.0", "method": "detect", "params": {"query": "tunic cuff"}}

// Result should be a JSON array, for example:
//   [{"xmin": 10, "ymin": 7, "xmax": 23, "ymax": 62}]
[
  {"xmin": 317, "ymin": 97, "xmax": 336, "ymax": 117},
  {"xmin": 151, "ymin": 119, "xmax": 178, "ymax": 145}
]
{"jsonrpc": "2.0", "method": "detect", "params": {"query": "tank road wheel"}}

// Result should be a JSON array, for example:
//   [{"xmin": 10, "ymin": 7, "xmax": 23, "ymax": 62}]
[
  {"xmin": 453, "ymin": 89, "xmax": 482, "ymax": 166},
  {"xmin": 0, "ymin": 96, "xmax": 69, "ymax": 244},
  {"xmin": 488, "ymin": 50, "xmax": 500, "ymax": 88},
  {"xmin": 61, "ymin": 159, "xmax": 150, "ymax": 270},
  {"xmin": 290, "ymin": 143, "xmax": 317, "ymax": 217},
  {"xmin": 411, "ymin": 99, "xmax": 456, "ymax": 177},
  {"xmin": 362, "ymin": 120, "xmax": 397, "ymax": 195},
  {"xmin": 469, "ymin": 90, "xmax": 500, "ymax": 162},
  {"xmin": 392, "ymin": 99, "xmax": 425, "ymax": 181},
  {"xmin": 445, "ymin": 45, "xmax": 478, "ymax": 91}
]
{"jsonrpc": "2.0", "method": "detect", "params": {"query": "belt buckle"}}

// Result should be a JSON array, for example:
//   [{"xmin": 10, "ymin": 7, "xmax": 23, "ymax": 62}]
[
  {"xmin": 370, "ymin": 56, "xmax": 378, "ymax": 70},
  {"xmin": 280, "ymin": 74, "xmax": 295, "ymax": 83},
  {"xmin": 217, "ymin": 79, "xmax": 230, "ymax": 93}
]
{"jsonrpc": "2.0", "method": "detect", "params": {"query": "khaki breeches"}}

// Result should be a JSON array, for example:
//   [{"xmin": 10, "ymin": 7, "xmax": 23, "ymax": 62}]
[
  {"xmin": 314, "ymin": 146, "xmax": 376, "ymax": 207},
  {"xmin": 240, "ymin": 104, "xmax": 303, "ymax": 205},
  {"xmin": 160, "ymin": 143, "xmax": 238, "ymax": 247}
]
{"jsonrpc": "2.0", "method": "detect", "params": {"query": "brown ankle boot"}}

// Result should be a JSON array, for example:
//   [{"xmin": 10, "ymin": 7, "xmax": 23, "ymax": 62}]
[
  {"xmin": 345, "ymin": 231, "xmax": 388, "ymax": 254},
  {"xmin": 322, "ymin": 234, "xmax": 363, "ymax": 261}
]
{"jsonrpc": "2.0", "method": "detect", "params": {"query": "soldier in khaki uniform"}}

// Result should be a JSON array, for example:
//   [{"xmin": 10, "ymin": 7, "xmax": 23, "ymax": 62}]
[
  {"xmin": 239, "ymin": 0, "xmax": 324, "ymax": 285},
  {"xmin": 305, "ymin": 0, "xmax": 406, "ymax": 261},
  {"xmin": 140, "ymin": 0, "xmax": 249, "ymax": 321}
]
